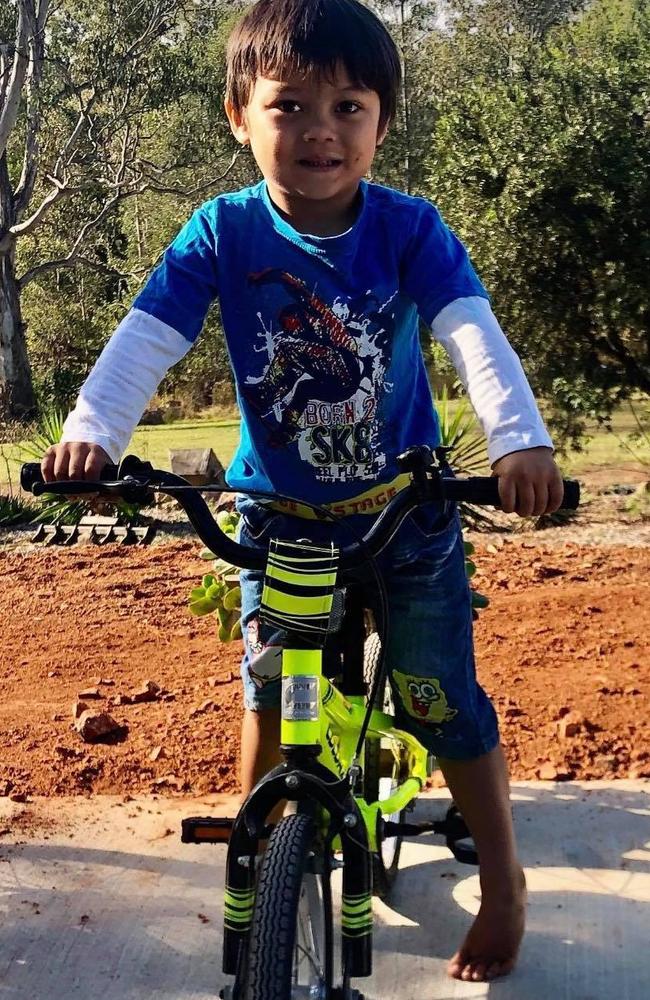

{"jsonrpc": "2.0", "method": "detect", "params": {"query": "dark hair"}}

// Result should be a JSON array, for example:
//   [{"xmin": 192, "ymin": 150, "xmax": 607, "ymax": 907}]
[{"xmin": 226, "ymin": 0, "xmax": 402, "ymax": 128}]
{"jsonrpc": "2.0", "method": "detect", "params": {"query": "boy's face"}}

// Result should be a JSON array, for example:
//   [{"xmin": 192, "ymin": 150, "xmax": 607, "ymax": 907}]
[{"xmin": 226, "ymin": 65, "xmax": 387, "ymax": 230}]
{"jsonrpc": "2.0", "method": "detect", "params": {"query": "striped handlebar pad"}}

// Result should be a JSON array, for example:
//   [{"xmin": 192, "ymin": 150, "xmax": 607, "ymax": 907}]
[{"xmin": 260, "ymin": 538, "xmax": 340, "ymax": 641}]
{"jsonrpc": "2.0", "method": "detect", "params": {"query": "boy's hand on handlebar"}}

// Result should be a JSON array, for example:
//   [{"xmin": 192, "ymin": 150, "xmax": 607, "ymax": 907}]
[
  {"xmin": 41, "ymin": 442, "xmax": 112, "ymax": 483},
  {"xmin": 491, "ymin": 446, "xmax": 564, "ymax": 517}
]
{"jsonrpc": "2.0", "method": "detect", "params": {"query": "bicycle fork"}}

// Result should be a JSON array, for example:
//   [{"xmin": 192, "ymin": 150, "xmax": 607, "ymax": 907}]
[{"xmin": 218, "ymin": 638, "xmax": 374, "ymax": 980}]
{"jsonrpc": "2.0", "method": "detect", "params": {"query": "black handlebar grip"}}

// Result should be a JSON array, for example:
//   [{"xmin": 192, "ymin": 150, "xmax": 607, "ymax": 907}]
[
  {"xmin": 561, "ymin": 480, "xmax": 580, "ymax": 510},
  {"xmin": 443, "ymin": 476, "xmax": 580, "ymax": 510},
  {"xmin": 20, "ymin": 461, "xmax": 120, "ymax": 494},
  {"xmin": 20, "ymin": 463, "xmax": 45, "ymax": 491},
  {"xmin": 443, "ymin": 477, "xmax": 501, "ymax": 506}
]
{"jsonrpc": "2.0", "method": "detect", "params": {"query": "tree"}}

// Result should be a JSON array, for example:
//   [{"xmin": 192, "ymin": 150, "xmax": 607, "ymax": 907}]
[
  {"xmin": 446, "ymin": 0, "xmax": 589, "ymax": 43},
  {"xmin": 0, "ymin": 0, "xmax": 48, "ymax": 418},
  {"xmin": 0, "ymin": 0, "xmax": 245, "ymax": 420},
  {"xmin": 369, "ymin": 1, "xmax": 440, "ymax": 193},
  {"xmin": 423, "ymin": 0, "xmax": 650, "ymax": 443}
]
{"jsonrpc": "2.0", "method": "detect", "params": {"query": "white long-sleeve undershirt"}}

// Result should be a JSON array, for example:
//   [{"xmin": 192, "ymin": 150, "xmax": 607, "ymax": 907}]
[
  {"xmin": 431, "ymin": 296, "xmax": 553, "ymax": 465},
  {"xmin": 62, "ymin": 296, "xmax": 552, "ymax": 468},
  {"xmin": 61, "ymin": 308, "xmax": 191, "ymax": 463}
]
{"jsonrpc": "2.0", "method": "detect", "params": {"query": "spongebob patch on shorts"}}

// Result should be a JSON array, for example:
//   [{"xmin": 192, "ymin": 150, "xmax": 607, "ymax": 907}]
[
  {"xmin": 246, "ymin": 618, "xmax": 282, "ymax": 689},
  {"xmin": 393, "ymin": 671, "xmax": 458, "ymax": 725}
]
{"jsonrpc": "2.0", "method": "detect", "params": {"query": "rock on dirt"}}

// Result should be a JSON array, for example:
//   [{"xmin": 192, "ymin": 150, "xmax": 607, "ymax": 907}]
[
  {"xmin": 557, "ymin": 711, "xmax": 587, "ymax": 739},
  {"xmin": 74, "ymin": 710, "xmax": 125, "ymax": 744},
  {"xmin": 130, "ymin": 680, "xmax": 161, "ymax": 704}
]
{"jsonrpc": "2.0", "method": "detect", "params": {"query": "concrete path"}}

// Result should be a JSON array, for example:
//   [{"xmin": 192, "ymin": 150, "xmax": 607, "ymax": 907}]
[{"xmin": 1, "ymin": 782, "xmax": 649, "ymax": 999}]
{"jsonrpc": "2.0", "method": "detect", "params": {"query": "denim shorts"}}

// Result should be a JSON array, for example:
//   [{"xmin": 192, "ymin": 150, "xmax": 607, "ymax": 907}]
[{"xmin": 236, "ymin": 497, "xmax": 499, "ymax": 761}]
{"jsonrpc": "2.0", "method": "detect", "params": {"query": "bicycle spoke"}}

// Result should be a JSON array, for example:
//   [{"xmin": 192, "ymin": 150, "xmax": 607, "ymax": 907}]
[
  {"xmin": 295, "ymin": 942, "xmax": 322, "ymax": 978},
  {"xmin": 293, "ymin": 875, "xmax": 326, "ymax": 988}
]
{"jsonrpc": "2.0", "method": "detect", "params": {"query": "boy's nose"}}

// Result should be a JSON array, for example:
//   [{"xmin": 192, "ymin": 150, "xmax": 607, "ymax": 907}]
[{"xmin": 303, "ymin": 117, "xmax": 336, "ymax": 143}]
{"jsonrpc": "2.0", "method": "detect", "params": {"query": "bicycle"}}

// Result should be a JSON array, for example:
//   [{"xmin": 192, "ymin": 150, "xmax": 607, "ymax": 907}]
[{"xmin": 22, "ymin": 446, "xmax": 579, "ymax": 1000}]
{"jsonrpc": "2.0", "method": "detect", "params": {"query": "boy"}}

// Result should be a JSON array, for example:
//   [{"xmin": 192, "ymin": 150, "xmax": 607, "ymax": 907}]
[{"xmin": 43, "ymin": 0, "xmax": 564, "ymax": 984}]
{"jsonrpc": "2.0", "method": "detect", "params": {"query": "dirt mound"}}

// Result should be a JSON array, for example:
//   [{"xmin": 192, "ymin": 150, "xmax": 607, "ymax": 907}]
[{"xmin": 0, "ymin": 539, "xmax": 648, "ymax": 799}]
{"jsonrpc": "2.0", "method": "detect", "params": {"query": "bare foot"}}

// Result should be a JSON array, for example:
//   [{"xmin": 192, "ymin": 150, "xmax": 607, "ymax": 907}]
[{"xmin": 447, "ymin": 865, "xmax": 527, "ymax": 982}]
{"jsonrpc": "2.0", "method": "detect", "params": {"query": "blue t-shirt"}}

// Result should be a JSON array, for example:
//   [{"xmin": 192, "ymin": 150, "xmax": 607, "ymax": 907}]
[{"xmin": 134, "ymin": 180, "xmax": 487, "ymax": 504}]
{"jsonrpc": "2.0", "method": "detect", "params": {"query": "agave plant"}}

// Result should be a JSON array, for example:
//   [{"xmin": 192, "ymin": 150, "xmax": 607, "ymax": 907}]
[
  {"xmin": 19, "ymin": 409, "xmax": 67, "ymax": 462},
  {"xmin": 434, "ymin": 382, "xmax": 499, "ymax": 533},
  {"xmin": 0, "ymin": 494, "xmax": 37, "ymax": 527},
  {"xmin": 434, "ymin": 383, "xmax": 491, "ymax": 611},
  {"xmin": 434, "ymin": 382, "xmax": 488, "ymax": 475}
]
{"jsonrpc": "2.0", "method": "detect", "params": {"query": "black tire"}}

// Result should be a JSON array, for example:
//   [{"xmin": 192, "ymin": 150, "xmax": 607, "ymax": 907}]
[
  {"xmin": 363, "ymin": 629, "xmax": 406, "ymax": 901},
  {"xmin": 242, "ymin": 813, "xmax": 333, "ymax": 1000}
]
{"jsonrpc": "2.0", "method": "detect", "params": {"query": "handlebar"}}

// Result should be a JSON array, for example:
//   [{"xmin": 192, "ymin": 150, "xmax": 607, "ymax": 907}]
[{"xmin": 21, "ymin": 448, "xmax": 580, "ymax": 574}]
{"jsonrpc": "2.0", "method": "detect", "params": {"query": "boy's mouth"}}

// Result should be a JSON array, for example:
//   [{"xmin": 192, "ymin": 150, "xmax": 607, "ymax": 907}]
[{"xmin": 297, "ymin": 158, "xmax": 343, "ymax": 171}]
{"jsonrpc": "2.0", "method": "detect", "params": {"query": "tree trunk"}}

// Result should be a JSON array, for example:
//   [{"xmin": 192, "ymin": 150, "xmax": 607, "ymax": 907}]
[
  {"xmin": 399, "ymin": 0, "xmax": 412, "ymax": 194},
  {"xmin": 0, "ymin": 152, "xmax": 36, "ymax": 421}
]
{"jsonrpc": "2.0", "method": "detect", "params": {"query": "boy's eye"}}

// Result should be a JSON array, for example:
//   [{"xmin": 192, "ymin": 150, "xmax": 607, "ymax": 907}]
[
  {"xmin": 337, "ymin": 101, "xmax": 361, "ymax": 114},
  {"xmin": 275, "ymin": 100, "xmax": 302, "ymax": 113}
]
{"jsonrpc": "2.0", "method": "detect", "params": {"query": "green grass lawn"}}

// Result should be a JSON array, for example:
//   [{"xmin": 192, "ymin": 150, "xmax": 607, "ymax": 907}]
[
  {"xmin": 129, "ymin": 419, "xmax": 242, "ymax": 471},
  {"xmin": 1, "ymin": 402, "xmax": 648, "ymax": 493},
  {"xmin": 562, "ymin": 403, "xmax": 650, "ymax": 476}
]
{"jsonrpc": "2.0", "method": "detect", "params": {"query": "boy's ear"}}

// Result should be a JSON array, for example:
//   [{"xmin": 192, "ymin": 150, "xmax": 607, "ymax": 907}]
[
  {"xmin": 376, "ymin": 120, "xmax": 389, "ymax": 148},
  {"xmin": 225, "ymin": 99, "xmax": 250, "ymax": 145}
]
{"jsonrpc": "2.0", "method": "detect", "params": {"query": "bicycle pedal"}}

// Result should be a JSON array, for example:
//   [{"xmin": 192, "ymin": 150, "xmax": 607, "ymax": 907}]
[
  {"xmin": 382, "ymin": 819, "xmax": 442, "ymax": 838},
  {"xmin": 444, "ymin": 804, "xmax": 471, "ymax": 840},
  {"xmin": 381, "ymin": 817, "xmax": 479, "ymax": 865},
  {"xmin": 443, "ymin": 804, "xmax": 479, "ymax": 865},
  {"xmin": 181, "ymin": 816, "xmax": 234, "ymax": 844},
  {"xmin": 448, "ymin": 838, "xmax": 479, "ymax": 865}
]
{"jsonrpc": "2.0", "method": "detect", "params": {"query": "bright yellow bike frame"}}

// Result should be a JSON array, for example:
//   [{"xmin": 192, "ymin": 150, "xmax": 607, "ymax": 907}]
[
  {"xmin": 281, "ymin": 646, "xmax": 430, "ymax": 851},
  {"xmin": 262, "ymin": 536, "xmax": 430, "ymax": 852}
]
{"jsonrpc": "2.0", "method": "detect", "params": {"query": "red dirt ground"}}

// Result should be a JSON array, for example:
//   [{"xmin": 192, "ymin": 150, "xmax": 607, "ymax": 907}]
[{"xmin": 0, "ymin": 539, "xmax": 649, "ymax": 800}]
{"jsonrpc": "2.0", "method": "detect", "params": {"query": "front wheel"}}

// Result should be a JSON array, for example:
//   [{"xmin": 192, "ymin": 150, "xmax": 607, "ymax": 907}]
[{"xmin": 242, "ymin": 813, "xmax": 333, "ymax": 1000}]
